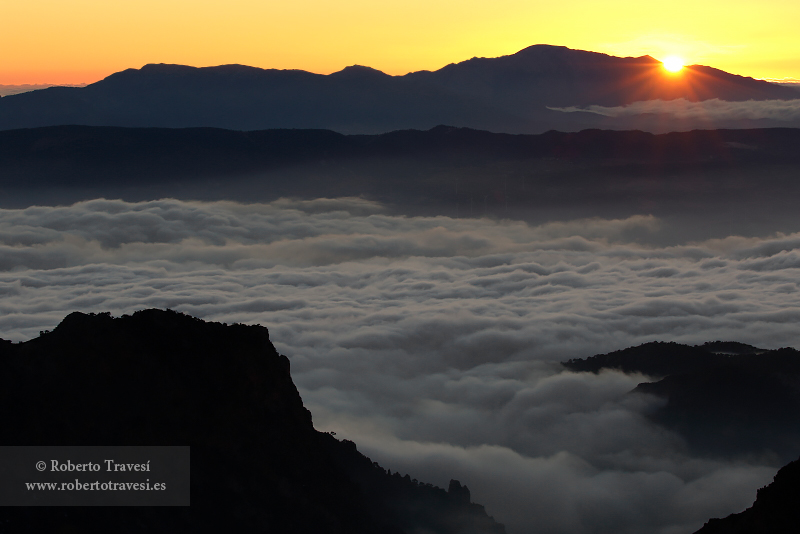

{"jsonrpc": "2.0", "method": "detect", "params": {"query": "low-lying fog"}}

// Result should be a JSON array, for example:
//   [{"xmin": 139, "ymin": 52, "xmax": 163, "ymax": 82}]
[{"xmin": 2, "ymin": 197, "xmax": 798, "ymax": 533}]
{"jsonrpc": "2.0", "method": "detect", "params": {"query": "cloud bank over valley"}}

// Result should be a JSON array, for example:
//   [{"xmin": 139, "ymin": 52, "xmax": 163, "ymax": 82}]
[
  {"xmin": 550, "ymin": 98, "xmax": 800, "ymax": 122},
  {"xmin": 1, "ymin": 197, "xmax": 798, "ymax": 533}
]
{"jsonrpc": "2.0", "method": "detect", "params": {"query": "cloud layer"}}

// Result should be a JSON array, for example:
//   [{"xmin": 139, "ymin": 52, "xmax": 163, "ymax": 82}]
[
  {"xmin": 549, "ymin": 98, "xmax": 800, "ymax": 122},
  {"xmin": 2, "ymin": 197, "xmax": 799, "ymax": 533}
]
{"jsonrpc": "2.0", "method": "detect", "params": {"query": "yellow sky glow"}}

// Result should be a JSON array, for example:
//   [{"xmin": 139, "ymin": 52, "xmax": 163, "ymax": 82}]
[{"xmin": 2, "ymin": 0, "xmax": 798, "ymax": 85}]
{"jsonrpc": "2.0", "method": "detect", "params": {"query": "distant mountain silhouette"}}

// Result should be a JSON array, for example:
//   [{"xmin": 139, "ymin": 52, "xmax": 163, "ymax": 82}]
[
  {"xmin": 0, "ymin": 309, "xmax": 504, "ymax": 534},
  {"xmin": 564, "ymin": 342, "xmax": 800, "ymax": 462},
  {"xmin": 402, "ymin": 46, "xmax": 795, "ymax": 107},
  {"xmin": 562, "ymin": 341, "xmax": 765, "ymax": 377},
  {"xmin": 0, "ymin": 45, "xmax": 796, "ymax": 133},
  {"xmin": 4, "ymin": 125, "xmax": 800, "ymax": 191},
  {"xmin": 694, "ymin": 456, "xmax": 800, "ymax": 533},
  {"xmin": 3, "ymin": 124, "xmax": 800, "ymax": 243}
]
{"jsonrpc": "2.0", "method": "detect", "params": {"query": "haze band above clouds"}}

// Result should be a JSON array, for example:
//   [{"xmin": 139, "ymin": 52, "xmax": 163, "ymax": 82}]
[
  {"xmin": 0, "ymin": 84, "xmax": 87, "ymax": 97},
  {"xmin": 549, "ymin": 98, "xmax": 800, "ymax": 121},
  {"xmin": 1, "ymin": 197, "xmax": 798, "ymax": 534}
]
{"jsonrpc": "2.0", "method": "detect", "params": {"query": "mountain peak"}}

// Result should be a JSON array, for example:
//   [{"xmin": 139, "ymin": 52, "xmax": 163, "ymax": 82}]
[
  {"xmin": 330, "ymin": 64, "xmax": 390, "ymax": 78},
  {"xmin": 140, "ymin": 62, "xmax": 195, "ymax": 70}
]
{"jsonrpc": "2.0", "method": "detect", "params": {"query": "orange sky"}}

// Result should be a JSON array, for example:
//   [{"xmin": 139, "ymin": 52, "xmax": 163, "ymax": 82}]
[{"xmin": 2, "ymin": 0, "xmax": 798, "ymax": 85}]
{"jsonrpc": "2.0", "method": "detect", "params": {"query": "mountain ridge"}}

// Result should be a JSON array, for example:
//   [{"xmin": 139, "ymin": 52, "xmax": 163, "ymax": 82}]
[{"xmin": 1, "ymin": 45, "xmax": 796, "ymax": 134}]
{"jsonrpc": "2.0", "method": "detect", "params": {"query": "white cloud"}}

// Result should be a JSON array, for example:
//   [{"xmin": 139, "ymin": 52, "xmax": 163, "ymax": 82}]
[
  {"xmin": 549, "ymin": 98, "xmax": 800, "ymax": 122},
  {"xmin": 759, "ymin": 77, "xmax": 800, "ymax": 88}
]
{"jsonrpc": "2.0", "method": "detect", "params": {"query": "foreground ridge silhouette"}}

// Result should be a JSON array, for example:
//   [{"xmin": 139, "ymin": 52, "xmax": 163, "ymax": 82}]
[
  {"xmin": 694, "ymin": 456, "xmax": 800, "ymax": 533},
  {"xmin": 0, "ymin": 309, "xmax": 504, "ymax": 534}
]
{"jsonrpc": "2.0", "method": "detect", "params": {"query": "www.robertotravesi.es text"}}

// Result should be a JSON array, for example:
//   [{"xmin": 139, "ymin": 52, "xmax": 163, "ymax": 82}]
[{"xmin": 26, "ymin": 480, "xmax": 166, "ymax": 491}]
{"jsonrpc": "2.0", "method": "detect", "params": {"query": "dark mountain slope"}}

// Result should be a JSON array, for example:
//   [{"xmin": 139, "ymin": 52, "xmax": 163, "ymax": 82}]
[
  {"xmin": 562, "ymin": 341, "xmax": 764, "ymax": 377},
  {"xmin": 0, "ymin": 45, "xmax": 795, "ymax": 133},
  {"xmin": 694, "ymin": 456, "xmax": 800, "ymax": 533},
  {"xmin": 564, "ymin": 342, "xmax": 800, "ymax": 461},
  {"xmin": 633, "ymin": 352, "xmax": 800, "ymax": 461},
  {"xmin": 0, "ymin": 309, "xmax": 504, "ymax": 534}
]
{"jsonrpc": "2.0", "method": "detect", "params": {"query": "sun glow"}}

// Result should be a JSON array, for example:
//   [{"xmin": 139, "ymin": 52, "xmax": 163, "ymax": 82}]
[{"xmin": 662, "ymin": 56, "xmax": 685, "ymax": 72}]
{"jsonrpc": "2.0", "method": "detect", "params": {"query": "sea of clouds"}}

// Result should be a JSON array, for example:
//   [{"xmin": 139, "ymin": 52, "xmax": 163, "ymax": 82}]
[{"xmin": 2, "ymin": 197, "xmax": 799, "ymax": 533}]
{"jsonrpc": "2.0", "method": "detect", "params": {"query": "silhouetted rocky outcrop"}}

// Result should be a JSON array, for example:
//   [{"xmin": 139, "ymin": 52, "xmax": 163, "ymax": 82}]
[
  {"xmin": 694, "ymin": 456, "xmax": 800, "ymax": 533},
  {"xmin": 448, "ymin": 479, "xmax": 472, "ymax": 505},
  {"xmin": 564, "ymin": 342, "xmax": 800, "ymax": 461},
  {"xmin": 0, "ymin": 309, "xmax": 504, "ymax": 534}
]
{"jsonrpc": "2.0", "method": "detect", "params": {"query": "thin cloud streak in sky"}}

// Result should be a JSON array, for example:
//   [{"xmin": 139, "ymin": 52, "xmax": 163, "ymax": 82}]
[
  {"xmin": 759, "ymin": 77, "xmax": 800, "ymax": 87},
  {"xmin": 0, "ymin": 197, "xmax": 797, "ymax": 533},
  {"xmin": 549, "ymin": 98, "xmax": 800, "ymax": 121}
]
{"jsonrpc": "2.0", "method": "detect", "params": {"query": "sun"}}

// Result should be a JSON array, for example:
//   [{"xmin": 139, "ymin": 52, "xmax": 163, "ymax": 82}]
[{"xmin": 662, "ymin": 56, "xmax": 685, "ymax": 72}]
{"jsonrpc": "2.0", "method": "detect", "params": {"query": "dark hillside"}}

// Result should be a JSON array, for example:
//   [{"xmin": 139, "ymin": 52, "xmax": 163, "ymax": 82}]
[
  {"xmin": 695, "ymin": 456, "xmax": 800, "ymax": 533},
  {"xmin": 562, "ymin": 341, "xmax": 739, "ymax": 377},
  {"xmin": 564, "ymin": 342, "xmax": 800, "ymax": 461},
  {"xmin": 0, "ymin": 309, "xmax": 504, "ymax": 534}
]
